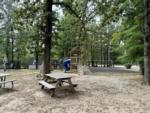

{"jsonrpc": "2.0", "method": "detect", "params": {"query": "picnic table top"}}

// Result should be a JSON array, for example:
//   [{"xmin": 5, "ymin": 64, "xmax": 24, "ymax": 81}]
[
  {"xmin": 0, "ymin": 73, "xmax": 10, "ymax": 77},
  {"xmin": 45, "ymin": 73, "xmax": 72, "ymax": 80}
]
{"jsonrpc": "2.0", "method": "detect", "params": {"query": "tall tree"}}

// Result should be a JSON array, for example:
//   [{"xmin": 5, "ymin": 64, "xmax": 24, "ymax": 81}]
[
  {"xmin": 43, "ymin": 0, "xmax": 53, "ymax": 74},
  {"xmin": 143, "ymin": 0, "xmax": 150, "ymax": 84}
]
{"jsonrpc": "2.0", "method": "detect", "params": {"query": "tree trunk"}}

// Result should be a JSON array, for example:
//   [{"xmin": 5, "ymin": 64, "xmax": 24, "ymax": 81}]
[
  {"xmin": 35, "ymin": 49, "xmax": 39, "ymax": 70},
  {"xmin": 91, "ymin": 45, "xmax": 94, "ymax": 67},
  {"xmin": 144, "ymin": 0, "xmax": 150, "ymax": 84},
  {"xmin": 35, "ymin": 35, "xmax": 39, "ymax": 70},
  {"xmin": 43, "ymin": 0, "xmax": 53, "ymax": 75},
  {"xmin": 11, "ymin": 39, "xmax": 14, "ymax": 63},
  {"xmin": 6, "ymin": 35, "xmax": 10, "ymax": 61},
  {"xmin": 11, "ymin": 34, "xmax": 14, "ymax": 67}
]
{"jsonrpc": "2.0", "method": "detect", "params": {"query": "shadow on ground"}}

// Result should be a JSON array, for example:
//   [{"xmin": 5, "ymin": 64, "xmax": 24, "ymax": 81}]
[
  {"xmin": 40, "ymin": 88, "xmax": 81, "ymax": 98},
  {"xmin": 0, "ymin": 88, "xmax": 17, "ymax": 95}
]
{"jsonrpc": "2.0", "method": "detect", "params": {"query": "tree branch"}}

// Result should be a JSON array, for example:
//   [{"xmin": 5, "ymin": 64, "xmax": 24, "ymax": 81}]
[{"xmin": 53, "ymin": 2, "xmax": 81, "ymax": 20}]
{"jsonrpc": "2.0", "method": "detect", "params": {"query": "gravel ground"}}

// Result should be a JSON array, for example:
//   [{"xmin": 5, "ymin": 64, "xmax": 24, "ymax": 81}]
[{"xmin": 0, "ymin": 69, "xmax": 150, "ymax": 113}]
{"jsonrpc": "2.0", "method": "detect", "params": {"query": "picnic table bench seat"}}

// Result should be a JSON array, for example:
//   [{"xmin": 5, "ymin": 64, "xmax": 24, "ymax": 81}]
[
  {"xmin": 39, "ymin": 80, "xmax": 55, "ymax": 89},
  {"xmin": 39, "ymin": 80, "xmax": 56, "ymax": 96},
  {"xmin": 61, "ymin": 80, "xmax": 78, "ymax": 87},
  {"xmin": 0, "ymin": 79, "xmax": 16, "ymax": 88}
]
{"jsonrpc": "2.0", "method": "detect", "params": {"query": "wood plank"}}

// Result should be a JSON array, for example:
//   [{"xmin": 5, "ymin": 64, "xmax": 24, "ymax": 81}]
[
  {"xmin": 45, "ymin": 74, "xmax": 72, "ymax": 80},
  {"xmin": 62, "ymin": 80, "xmax": 78, "ymax": 87},
  {"xmin": 0, "ymin": 73, "xmax": 10, "ymax": 77},
  {"xmin": 0, "ymin": 79, "xmax": 16, "ymax": 84},
  {"xmin": 0, "ymin": 79, "xmax": 16, "ymax": 88},
  {"xmin": 39, "ymin": 80, "xmax": 55, "ymax": 89}
]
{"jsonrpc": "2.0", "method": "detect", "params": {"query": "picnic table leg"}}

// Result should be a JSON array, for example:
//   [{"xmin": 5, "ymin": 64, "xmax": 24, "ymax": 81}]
[
  {"xmin": 3, "ymin": 76, "xmax": 6, "ymax": 88},
  {"xmin": 56, "ymin": 80, "xmax": 62, "ymax": 88},
  {"xmin": 58, "ymin": 80, "xmax": 63, "ymax": 86},
  {"xmin": 51, "ymin": 88, "xmax": 55, "ymax": 97},
  {"xmin": 51, "ymin": 80, "xmax": 62, "ymax": 97},
  {"xmin": 68, "ymin": 78, "xmax": 75, "ymax": 92},
  {"xmin": 45, "ymin": 76, "xmax": 49, "ymax": 82},
  {"xmin": 0, "ymin": 76, "xmax": 6, "ymax": 88},
  {"xmin": 41, "ymin": 85, "xmax": 44, "ymax": 89}
]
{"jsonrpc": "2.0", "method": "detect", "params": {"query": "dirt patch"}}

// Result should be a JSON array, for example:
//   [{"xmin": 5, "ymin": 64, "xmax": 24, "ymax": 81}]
[{"xmin": 0, "ymin": 70, "xmax": 150, "ymax": 113}]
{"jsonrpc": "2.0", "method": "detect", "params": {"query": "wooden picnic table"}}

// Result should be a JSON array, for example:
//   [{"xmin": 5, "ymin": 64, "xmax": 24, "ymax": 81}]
[
  {"xmin": 0, "ymin": 73, "xmax": 10, "ymax": 82},
  {"xmin": 39, "ymin": 73, "xmax": 77, "ymax": 96},
  {"xmin": 0, "ymin": 73, "xmax": 10, "ymax": 88},
  {"xmin": 0, "ymin": 73, "xmax": 16, "ymax": 88},
  {"xmin": 45, "ymin": 73, "xmax": 72, "ymax": 80}
]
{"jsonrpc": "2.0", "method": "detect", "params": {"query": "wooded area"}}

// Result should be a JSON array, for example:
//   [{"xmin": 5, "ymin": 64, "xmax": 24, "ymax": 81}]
[
  {"xmin": 0, "ymin": 0, "xmax": 150, "ymax": 84},
  {"xmin": 1, "ymin": 1, "xmax": 150, "ymax": 113}
]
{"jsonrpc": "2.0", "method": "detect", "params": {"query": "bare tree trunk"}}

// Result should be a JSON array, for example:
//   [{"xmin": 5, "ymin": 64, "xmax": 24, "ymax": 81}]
[
  {"xmin": 43, "ymin": 0, "xmax": 52, "ymax": 75},
  {"xmin": 35, "ymin": 49, "xmax": 39, "ymax": 70},
  {"xmin": 11, "ymin": 26, "xmax": 14, "ymax": 67},
  {"xmin": 144, "ymin": 0, "xmax": 150, "ymax": 84},
  {"xmin": 107, "ymin": 36, "xmax": 111, "ymax": 67},
  {"xmin": 35, "ymin": 35, "xmax": 39, "ymax": 70},
  {"xmin": 6, "ymin": 35, "xmax": 10, "ymax": 61},
  {"xmin": 11, "ymin": 37, "xmax": 14, "ymax": 63},
  {"xmin": 91, "ymin": 44, "xmax": 94, "ymax": 67}
]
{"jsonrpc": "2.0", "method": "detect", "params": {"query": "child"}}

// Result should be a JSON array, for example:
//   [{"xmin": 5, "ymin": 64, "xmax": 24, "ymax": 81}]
[{"xmin": 63, "ymin": 59, "xmax": 71, "ymax": 73}]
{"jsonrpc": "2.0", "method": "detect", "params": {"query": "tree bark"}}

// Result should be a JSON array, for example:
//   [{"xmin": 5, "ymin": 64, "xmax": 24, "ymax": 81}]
[
  {"xmin": 43, "ymin": 0, "xmax": 53, "ymax": 75},
  {"xmin": 11, "ymin": 27, "xmax": 14, "ymax": 67},
  {"xmin": 11, "ymin": 38, "xmax": 14, "ymax": 63},
  {"xmin": 144, "ymin": 0, "xmax": 150, "ymax": 84},
  {"xmin": 35, "ymin": 49, "xmax": 39, "ymax": 70},
  {"xmin": 35, "ymin": 35, "xmax": 39, "ymax": 70},
  {"xmin": 6, "ymin": 34, "xmax": 10, "ymax": 61}
]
